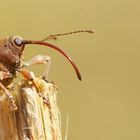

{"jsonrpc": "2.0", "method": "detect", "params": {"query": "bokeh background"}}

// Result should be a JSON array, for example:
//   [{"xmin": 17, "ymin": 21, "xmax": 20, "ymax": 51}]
[{"xmin": 0, "ymin": 0, "xmax": 140, "ymax": 140}]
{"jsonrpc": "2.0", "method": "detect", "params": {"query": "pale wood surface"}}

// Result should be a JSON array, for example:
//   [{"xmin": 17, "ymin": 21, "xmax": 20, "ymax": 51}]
[{"xmin": 0, "ymin": 79, "xmax": 62, "ymax": 140}]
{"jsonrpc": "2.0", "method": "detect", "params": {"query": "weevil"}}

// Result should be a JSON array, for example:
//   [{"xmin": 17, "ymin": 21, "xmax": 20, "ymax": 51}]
[{"xmin": 0, "ymin": 30, "xmax": 94, "ymax": 110}]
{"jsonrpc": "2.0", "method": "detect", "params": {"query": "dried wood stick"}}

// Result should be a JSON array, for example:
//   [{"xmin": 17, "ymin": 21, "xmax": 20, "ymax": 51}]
[{"xmin": 0, "ymin": 78, "xmax": 62, "ymax": 140}]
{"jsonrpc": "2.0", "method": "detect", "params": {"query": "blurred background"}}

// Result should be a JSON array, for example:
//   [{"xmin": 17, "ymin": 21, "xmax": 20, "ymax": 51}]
[{"xmin": 0, "ymin": 0, "xmax": 140, "ymax": 139}]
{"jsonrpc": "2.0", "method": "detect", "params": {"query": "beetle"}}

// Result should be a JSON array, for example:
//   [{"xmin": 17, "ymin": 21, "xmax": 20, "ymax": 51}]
[{"xmin": 0, "ymin": 30, "xmax": 94, "ymax": 110}]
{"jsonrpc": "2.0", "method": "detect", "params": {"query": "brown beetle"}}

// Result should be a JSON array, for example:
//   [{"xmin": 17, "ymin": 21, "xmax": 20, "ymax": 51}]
[{"xmin": 0, "ymin": 30, "xmax": 94, "ymax": 110}]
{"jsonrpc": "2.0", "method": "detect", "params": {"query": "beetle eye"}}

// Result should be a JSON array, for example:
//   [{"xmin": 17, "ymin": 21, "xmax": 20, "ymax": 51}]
[{"xmin": 14, "ymin": 38, "xmax": 23, "ymax": 46}]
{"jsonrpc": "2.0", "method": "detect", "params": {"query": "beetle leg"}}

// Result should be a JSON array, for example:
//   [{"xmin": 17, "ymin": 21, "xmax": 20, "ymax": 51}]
[
  {"xmin": 0, "ymin": 71, "xmax": 17, "ymax": 111},
  {"xmin": 20, "ymin": 55, "xmax": 51, "ymax": 104},
  {"xmin": 23, "ymin": 55, "xmax": 51, "ymax": 81},
  {"xmin": 18, "ymin": 69, "xmax": 48, "ymax": 103},
  {"xmin": 18, "ymin": 69, "xmax": 39, "ymax": 92},
  {"xmin": 0, "ymin": 71, "xmax": 12, "ymax": 80}
]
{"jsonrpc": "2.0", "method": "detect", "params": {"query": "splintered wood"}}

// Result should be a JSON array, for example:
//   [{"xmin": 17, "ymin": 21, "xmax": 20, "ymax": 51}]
[{"xmin": 0, "ymin": 79, "xmax": 62, "ymax": 140}]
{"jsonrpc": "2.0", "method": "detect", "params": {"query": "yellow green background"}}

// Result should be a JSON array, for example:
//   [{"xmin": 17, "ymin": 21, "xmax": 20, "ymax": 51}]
[{"xmin": 0, "ymin": 0, "xmax": 140, "ymax": 140}]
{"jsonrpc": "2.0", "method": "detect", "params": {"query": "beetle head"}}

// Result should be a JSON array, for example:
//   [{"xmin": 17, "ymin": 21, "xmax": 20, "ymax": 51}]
[{"xmin": 8, "ymin": 36, "xmax": 25, "ymax": 55}]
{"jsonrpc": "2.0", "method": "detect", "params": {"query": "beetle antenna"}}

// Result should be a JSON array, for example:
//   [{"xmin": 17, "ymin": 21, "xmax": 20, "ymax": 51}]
[
  {"xmin": 41, "ymin": 30, "xmax": 94, "ymax": 41},
  {"xmin": 23, "ymin": 40, "xmax": 82, "ymax": 80}
]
